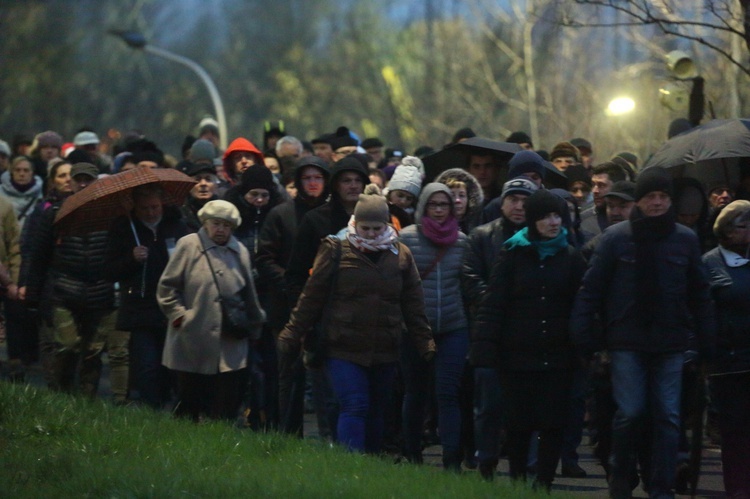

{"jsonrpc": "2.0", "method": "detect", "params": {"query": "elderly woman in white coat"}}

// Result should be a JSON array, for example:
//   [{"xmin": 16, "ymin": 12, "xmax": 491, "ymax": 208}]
[{"xmin": 158, "ymin": 200, "xmax": 265, "ymax": 422}]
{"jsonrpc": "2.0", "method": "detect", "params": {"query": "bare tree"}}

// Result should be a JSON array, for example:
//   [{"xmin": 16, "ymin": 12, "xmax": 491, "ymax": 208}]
[{"xmin": 557, "ymin": 0, "xmax": 750, "ymax": 77}]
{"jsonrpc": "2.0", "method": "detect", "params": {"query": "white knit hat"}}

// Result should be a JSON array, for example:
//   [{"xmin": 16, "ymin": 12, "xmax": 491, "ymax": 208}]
[
  {"xmin": 388, "ymin": 163, "xmax": 422, "ymax": 198},
  {"xmin": 198, "ymin": 200, "xmax": 242, "ymax": 228}
]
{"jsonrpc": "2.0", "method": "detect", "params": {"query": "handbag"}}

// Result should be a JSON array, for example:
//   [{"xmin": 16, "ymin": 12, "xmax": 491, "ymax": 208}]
[
  {"xmin": 303, "ymin": 237, "xmax": 342, "ymax": 368},
  {"xmin": 201, "ymin": 241, "xmax": 253, "ymax": 340}
]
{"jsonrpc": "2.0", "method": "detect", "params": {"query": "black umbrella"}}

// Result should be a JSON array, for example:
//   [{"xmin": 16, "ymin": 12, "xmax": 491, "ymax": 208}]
[
  {"xmin": 643, "ymin": 118, "xmax": 750, "ymax": 188},
  {"xmin": 422, "ymin": 137, "xmax": 521, "ymax": 182}
]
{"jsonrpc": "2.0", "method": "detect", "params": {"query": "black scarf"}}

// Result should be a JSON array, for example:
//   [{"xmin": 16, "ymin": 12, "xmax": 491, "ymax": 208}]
[{"xmin": 630, "ymin": 206, "xmax": 676, "ymax": 326}]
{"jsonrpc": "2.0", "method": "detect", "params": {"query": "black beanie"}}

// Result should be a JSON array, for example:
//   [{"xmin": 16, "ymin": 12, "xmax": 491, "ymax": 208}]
[
  {"xmin": 239, "ymin": 163, "xmax": 275, "ymax": 195},
  {"xmin": 329, "ymin": 126, "xmax": 358, "ymax": 151},
  {"xmin": 565, "ymin": 164, "xmax": 591, "ymax": 188},
  {"xmin": 525, "ymin": 190, "xmax": 567, "ymax": 240},
  {"xmin": 506, "ymin": 131, "xmax": 533, "ymax": 148},
  {"xmin": 635, "ymin": 167, "xmax": 673, "ymax": 201},
  {"xmin": 508, "ymin": 150, "xmax": 546, "ymax": 180}
]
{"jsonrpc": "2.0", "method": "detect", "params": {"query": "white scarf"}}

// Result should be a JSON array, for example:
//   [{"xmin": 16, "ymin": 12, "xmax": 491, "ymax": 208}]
[{"xmin": 345, "ymin": 215, "xmax": 398, "ymax": 253}]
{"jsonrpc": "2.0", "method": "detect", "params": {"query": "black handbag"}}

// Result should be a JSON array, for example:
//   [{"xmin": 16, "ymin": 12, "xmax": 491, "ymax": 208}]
[{"xmin": 202, "ymin": 242, "xmax": 253, "ymax": 340}]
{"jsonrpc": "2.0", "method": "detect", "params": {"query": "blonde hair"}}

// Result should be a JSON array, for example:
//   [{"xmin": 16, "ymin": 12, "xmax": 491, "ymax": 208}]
[{"xmin": 444, "ymin": 179, "xmax": 466, "ymax": 191}]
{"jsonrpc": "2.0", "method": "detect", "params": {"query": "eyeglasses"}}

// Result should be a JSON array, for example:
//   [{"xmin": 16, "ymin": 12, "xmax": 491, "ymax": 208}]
[{"xmin": 426, "ymin": 202, "xmax": 451, "ymax": 210}]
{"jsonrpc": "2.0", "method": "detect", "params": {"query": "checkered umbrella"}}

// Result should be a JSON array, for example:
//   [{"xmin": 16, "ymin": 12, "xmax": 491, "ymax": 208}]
[{"xmin": 54, "ymin": 167, "xmax": 196, "ymax": 235}]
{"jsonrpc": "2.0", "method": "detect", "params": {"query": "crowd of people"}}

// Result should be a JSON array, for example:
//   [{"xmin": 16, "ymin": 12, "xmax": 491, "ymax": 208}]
[{"xmin": 0, "ymin": 117, "xmax": 748, "ymax": 498}]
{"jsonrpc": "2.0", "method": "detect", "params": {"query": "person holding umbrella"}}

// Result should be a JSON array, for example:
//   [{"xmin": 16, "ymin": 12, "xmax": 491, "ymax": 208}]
[
  {"xmin": 23, "ymin": 162, "xmax": 116, "ymax": 398},
  {"xmin": 104, "ymin": 184, "xmax": 190, "ymax": 408}
]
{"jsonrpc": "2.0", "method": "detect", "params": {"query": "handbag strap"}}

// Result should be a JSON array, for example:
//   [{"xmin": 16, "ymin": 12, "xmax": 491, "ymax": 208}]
[
  {"xmin": 200, "ymin": 237, "xmax": 224, "ymax": 301},
  {"xmin": 420, "ymin": 246, "xmax": 448, "ymax": 280}
]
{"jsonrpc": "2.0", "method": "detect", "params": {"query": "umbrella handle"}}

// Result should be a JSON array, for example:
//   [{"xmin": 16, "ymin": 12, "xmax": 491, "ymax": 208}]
[
  {"xmin": 129, "ymin": 216, "xmax": 146, "ymax": 298},
  {"xmin": 129, "ymin": 217, "xmax": 141, "ymax": 246}
]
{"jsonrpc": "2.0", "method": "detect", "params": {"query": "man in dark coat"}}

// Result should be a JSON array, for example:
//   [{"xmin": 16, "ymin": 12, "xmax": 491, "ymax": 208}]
[
  {"xmin": 105, "ymin": 184, "xmax": 189, "ymax": 408},
  {"xmin": 571, "ymin": 167, "xmax": 715, "ymax": 498},
  {"xmin": 463, "ymin": 176, "xmax": 537, "ymax": 480},
  {"xmin": 579, "ymin": 161, "xmax": 628, "ymax": 241},
  {"xmin": 255, "ymin": 155, "xmax": 329, "ymax": 434},
  {"xmin": 24, "ymin": 163, "xmax": 116, "ymax": 397}
]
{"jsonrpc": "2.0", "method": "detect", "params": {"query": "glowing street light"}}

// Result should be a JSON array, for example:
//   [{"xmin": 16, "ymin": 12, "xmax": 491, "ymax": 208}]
[
  {"xmin": 607, "ymin": 97, "xmax": 636, "ymax": 116},
  {"xmin": 109, "ymin": 29, "xmax": 228, "ymax": 149}
]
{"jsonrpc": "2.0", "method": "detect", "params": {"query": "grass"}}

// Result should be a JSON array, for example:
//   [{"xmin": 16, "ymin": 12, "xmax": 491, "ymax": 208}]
[{"xmin": 0, "ymin": 382, "xmax": 569, "ymax": 498}]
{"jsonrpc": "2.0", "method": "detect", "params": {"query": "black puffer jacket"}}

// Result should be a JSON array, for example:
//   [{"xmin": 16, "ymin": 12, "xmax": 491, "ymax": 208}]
[
  {"xmin": 104, "ymin": 206, "xmax": 189, "ymax": 330},
  {"xmin": 25, "ymin": 201, "xmax": 114, "ymax": 310},
  {"xmin": 471, "ymin": 244, "xmax": 586, "ymax": 370},
  {"xmin": 223, "ymin": 184, "xmax": 282, "ymax": 258}
]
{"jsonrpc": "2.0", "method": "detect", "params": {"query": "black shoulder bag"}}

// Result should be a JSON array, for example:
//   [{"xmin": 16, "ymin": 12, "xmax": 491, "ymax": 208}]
[{"xmin": 202, "ymin": 241, "xmax": 254, "ymax": 340}]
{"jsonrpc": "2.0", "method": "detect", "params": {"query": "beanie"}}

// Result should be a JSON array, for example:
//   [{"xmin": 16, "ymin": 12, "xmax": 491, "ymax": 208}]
[
  {"xmin": 73, "ymin": 131, "xmax": 99, "ymax": 146},
  {"xmin": 714, "ymin": 200, "xmax": 750, "ymax": 239},
  {"xmin": 66, "ymin": 148, "xmax": 92, "ymax": 164},
  {"xmin": 198, "ymin": 200, "xmax": 241, "ymax": 228},
  {"xmin": 388, "ymin": 164, "xmax": 423, "ymax": 198},
  {"xmin": 506, "ymin": 131, "xmax": 533, "ymax": 148},
  {"xmin": 239, "ymin": 163, "xmax": 276, "ymax": 195},
  {"xmin": 524, "ymin": 189, "xmax": 567, "ymax": 240},
  {"xmin": 501, "ymin": 176, "xmax": 538, "ymax": 200},
  {"xmin": 190, "ymin": 139, "xmax": 217, "ymax": 164},
  {"xmin": 570, "ymin": 138, "xmax": 592, "ymax": 154},
  {"xmin": 668, "ymin": 118, "xmax": 693, "ymax": 139},
  {"xmin": 635, "ymin": 167, "xmax": 673, "ymax": 201},
  {"xmin": 354, "ymin": 184, "xmax": 390, "ymax": 224},
  {"xmin": 565, "ymin": 164, "xmax": 592, "ymax": 188},
  {"xmin": 451, "ymin": 127, "xmax": 476, "ymax": 143},
  {"xmin": 549, "ymin": 141, "xmax": 581, "ymax": 163},
  {"xmin": 508, "ymin": 150, "xmax": 546, "ymax": 180},
  {"xmin": 329, "ymin": 126, "xmax": 358, "ymax": 151},
  {"xmin": 36, "ymin": 130, "xmax": 63, "ymax": 149}
]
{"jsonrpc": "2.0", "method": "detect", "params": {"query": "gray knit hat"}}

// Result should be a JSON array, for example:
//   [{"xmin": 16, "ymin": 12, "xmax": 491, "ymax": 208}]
[
  {"xmin": 354, "ymin": 184, "xmax": 390, "ymax": 224},
  {"xmin": 198, "ymin": 200, "xmax": 242, "ymax": 228},
  {"xmin": 501, "ymin": 176, "xmax": 538, "ymax": 200},
  {"xmin": 388, "ymin": 163, "xmax": 422, "ymax": 198},
  {"xmin": 190, "ymin": 138, "xmax": 217, "ymax": 164}
]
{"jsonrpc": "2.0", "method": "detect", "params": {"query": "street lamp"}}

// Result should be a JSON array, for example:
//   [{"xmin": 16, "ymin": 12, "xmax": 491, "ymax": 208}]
[
  {"xmin": 607, "ymin": 97, "xmax": 635, "ymax": 116},
  {"xmin": 109, "ymin": 29, "xmax": 228, "ymax": 150},
  {"xmin": 661, "ymin": 50, "xmax": 704, "ymax": 127}
]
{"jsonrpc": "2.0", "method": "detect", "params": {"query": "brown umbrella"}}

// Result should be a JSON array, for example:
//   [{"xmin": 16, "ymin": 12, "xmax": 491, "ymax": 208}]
[{"xmin": 54, "ymin": 167, "xmax": 196, "ymax": 234}]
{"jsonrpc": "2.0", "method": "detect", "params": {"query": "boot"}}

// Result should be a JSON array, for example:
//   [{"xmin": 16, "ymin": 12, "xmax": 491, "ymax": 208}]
[{"xmin": 479, "ymin": 459, "xmax": 498, "ymax": 481}]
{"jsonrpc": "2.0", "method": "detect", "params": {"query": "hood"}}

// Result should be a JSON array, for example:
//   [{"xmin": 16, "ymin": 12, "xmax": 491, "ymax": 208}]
[
  {"xmin": 1, "ymin": 170, "xmax": 44, "ymax": 198},
  {"xmin": 434, "ymin": 168, "xmax": 484, "ymax": 221},
  {"xmin": 415, "ymin": 182, "xmax": 454, "ymax": 224},
  {"xmin": 222, "ymin": 137, "xmax": 265, "ymax": 183},
  {"xmin": 294, "ymin": 156, "xmax": 330, "ymax": 202}
]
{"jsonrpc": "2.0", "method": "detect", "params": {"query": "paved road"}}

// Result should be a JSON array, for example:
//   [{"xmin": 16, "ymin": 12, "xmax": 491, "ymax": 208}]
[{"xmin": 2, "ymin": 341, "xmax": 726, "ymax": 497}]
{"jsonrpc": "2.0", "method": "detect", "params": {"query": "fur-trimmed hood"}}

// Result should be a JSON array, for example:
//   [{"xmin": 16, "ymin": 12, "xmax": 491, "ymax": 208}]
[{"xmin": 434, "ymin": 168, "xmax": 484, "ymax": 222}]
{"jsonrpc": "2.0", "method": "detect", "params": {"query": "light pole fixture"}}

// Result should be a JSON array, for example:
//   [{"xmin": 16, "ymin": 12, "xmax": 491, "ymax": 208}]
[
  {"xmin": 109, "ymin": 29, "xmax": 228, "ymax": 150},
  {"xmin": 662, "ymin": 50, "xmax": 704, "ymax": 127},
  {"xmin": 607, "ymin": 97, "xmax": 636, "ymax": 116}
]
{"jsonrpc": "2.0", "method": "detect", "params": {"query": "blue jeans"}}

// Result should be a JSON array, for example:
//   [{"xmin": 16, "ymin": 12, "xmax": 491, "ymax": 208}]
[
  {"xmin": 327, "ymin": 358, "xmax": 396, "ymax": 453},
  {"xmin": 473, "ymin": 367, "xmax": 504, "ymax": 464},
  {"xmin": 401, "ymin": 329, "xmax": 468, "ymax": 466},
  {"xmin": 609, "ymin": 351, "xmax": 683, "ymax": 499}
]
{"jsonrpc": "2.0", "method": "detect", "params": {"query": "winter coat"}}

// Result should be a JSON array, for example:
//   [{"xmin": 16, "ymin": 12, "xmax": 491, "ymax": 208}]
[
  {"xmin": 105, "ymin": 206, "xmax": 189, "ymax": 330},
  {"xmin": 24, "ymin": 199, "xmax": 114, "ymax": 310},
  {"xmin": 157, "ymin": 229, "xmax": 266, "ymax": 375},
  {"xmin": 180, "ymin": 195, "xmax": 217, "ymax": 233},
  {"xmin": 285, "ymin": 195, "xmax": 352, "ymax": 304},
  {"xmin": 703, "ymin": 247, "xmax": 750, "ymax": 376},
  {"xmin": 279, "ymin": 237, "xmax": 435, "ymax": 366},
  {"xmin": 399, "ymin": 226, "xmax": 467, "ymax": 335},
  {"xmin": 571, "ymin": 220, "xmax": 716, "ymax": 355},
  {"xmin": 0, "ymin": 171, "xmax": 43, "ymax": 229},
  {"xmin": 435, "ymin": 168, "xmax": 484, "ymax": 234},
  {"xmin": 0, "ymin": 196, "xmax": 20, "ymax": 283},
  {"xmin": 470, "ymin": 244, "xmax": 586, "ymax": 370},
  {"xmin": 462, "ymin": 216, "xmax": 524, "ymax": 311},
  {"xmin": 255, "ymin": 195, "xmax": 327, "ymax": 330}
]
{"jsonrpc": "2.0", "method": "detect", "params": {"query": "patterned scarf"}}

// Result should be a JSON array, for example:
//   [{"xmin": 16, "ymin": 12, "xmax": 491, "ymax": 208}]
[{"xmin": 346, "ymin": 215, "xmax": 398, "ymax": 253}]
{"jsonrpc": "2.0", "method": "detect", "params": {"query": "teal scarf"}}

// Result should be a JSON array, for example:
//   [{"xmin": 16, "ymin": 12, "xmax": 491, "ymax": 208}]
[{"xmin": 504, "ymin": 227, "xmax": 569, "ymax": 260}]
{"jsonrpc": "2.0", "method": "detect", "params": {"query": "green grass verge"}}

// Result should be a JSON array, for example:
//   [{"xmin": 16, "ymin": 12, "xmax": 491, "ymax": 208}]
[{"xmin": 0, "ymin": 382, "xmax": 569, "ymax": 498}]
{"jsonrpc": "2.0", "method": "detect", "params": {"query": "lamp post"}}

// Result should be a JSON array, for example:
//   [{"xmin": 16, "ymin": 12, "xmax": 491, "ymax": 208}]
[
  {"xmin": 109, "ymin": 29, "xmax": 228, "ymax": 150},
  {"xmin": 663, "ymin": 50, "xmax": 704, "ymax": 127}
]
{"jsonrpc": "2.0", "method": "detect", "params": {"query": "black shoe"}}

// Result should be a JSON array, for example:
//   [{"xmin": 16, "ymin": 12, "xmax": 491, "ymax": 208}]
[
  {"xmin": 479, "ymin": 460, "xmax": 497, "ymax": 481},
  {"xmin": 561, "ymin": 463, "xmax": 587, "ymax": 478}
]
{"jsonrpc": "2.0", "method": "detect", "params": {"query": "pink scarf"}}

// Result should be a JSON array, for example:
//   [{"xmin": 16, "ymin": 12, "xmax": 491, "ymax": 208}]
[
  {"xmin": 346, "ymin": 216, "xmax": 398, "ymax": 253},
  {"xmin": 421, "ymin": 215, "xmax": 459, "ymax": 246}
]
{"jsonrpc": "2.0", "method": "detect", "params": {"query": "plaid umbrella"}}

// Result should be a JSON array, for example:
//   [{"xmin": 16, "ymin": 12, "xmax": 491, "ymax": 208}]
[{"xmin": 54, "ymin": 167, "xmax": 196, "ymax": 235}]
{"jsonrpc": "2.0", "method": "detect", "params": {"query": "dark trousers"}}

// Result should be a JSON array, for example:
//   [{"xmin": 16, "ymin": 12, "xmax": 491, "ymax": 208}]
[
  {"xmin": 173, "ymin": 369, "xmax": 247, "ymax": 422},
  {"xmin": 506, "ymin": 428, "xmax": 564, "ymax": 485},
  {"xmin": 4, "ymin": 298, "xmax": 39, "ymax": 366},
  {"xmin": 130, "ymin": 327, "xmax": 170, "ymax": 409},
  {"xmin": 278, "ymin": 352, "xmax": 306, "ymax": 436},
  {"xmin": 710, "ymin": 371, "xmax": 750, "ymax": 498}
]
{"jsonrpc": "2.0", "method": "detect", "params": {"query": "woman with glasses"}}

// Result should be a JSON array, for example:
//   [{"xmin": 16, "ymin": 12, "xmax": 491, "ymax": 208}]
[{"xmin": 398, "ymin": 183, "xmax": 469, "ymax": 471}]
